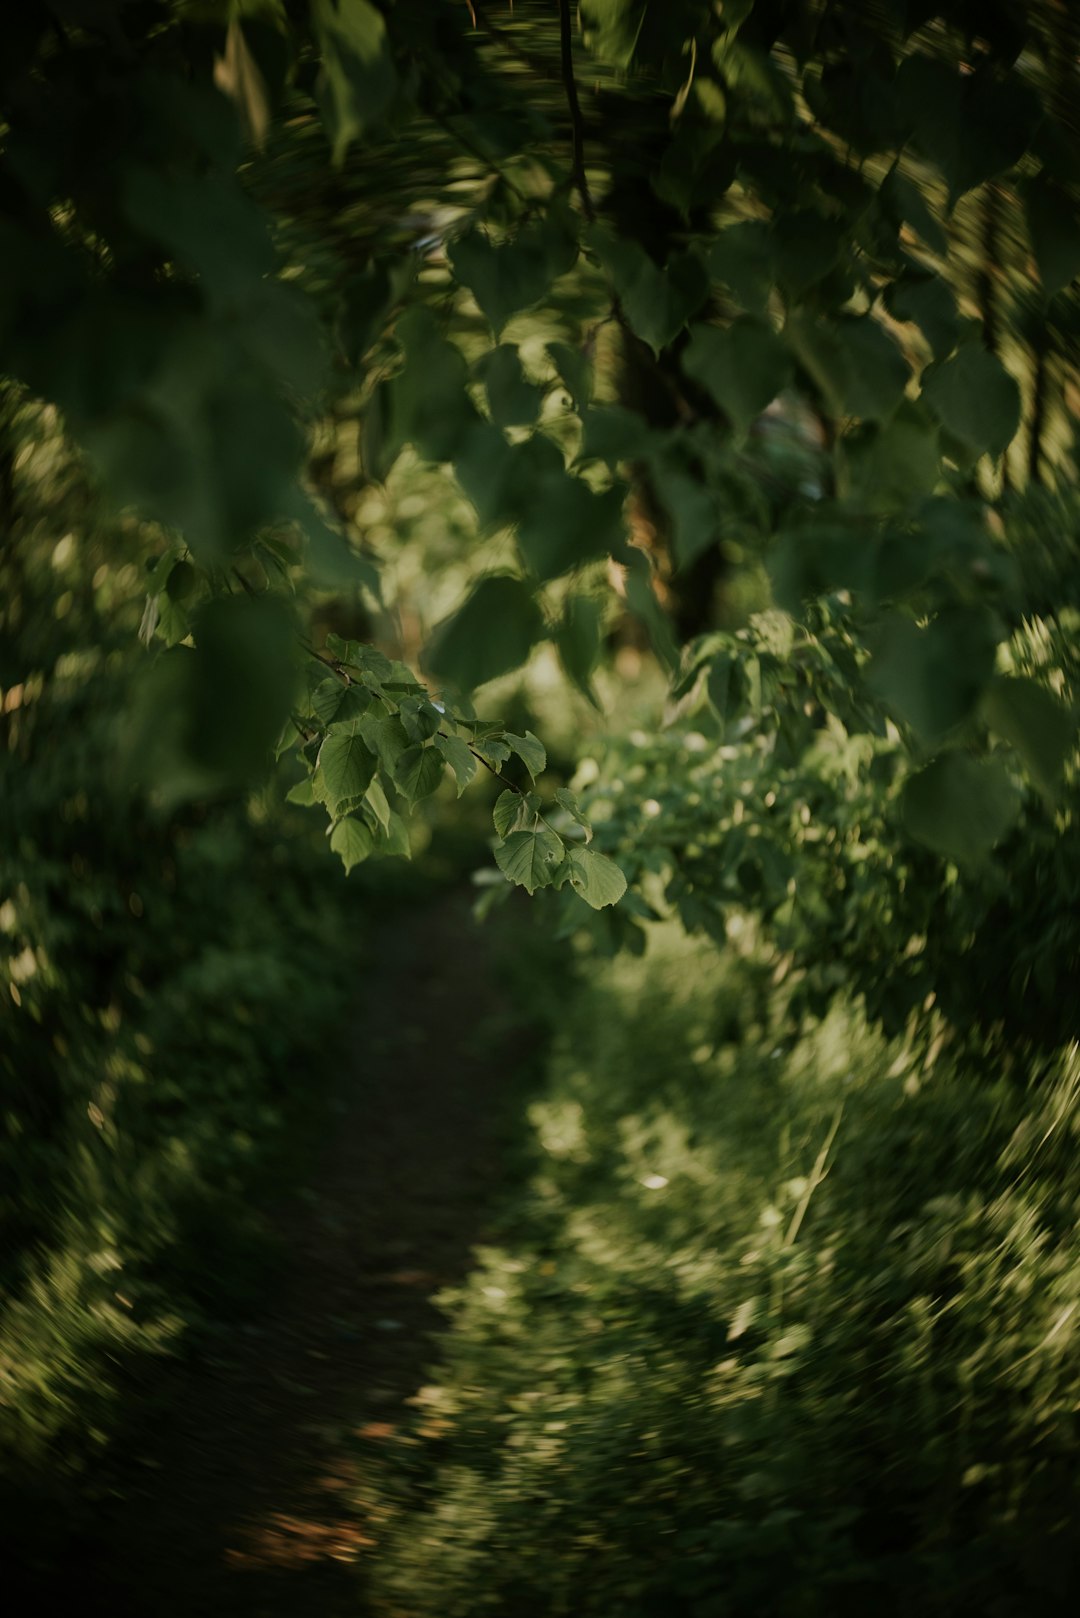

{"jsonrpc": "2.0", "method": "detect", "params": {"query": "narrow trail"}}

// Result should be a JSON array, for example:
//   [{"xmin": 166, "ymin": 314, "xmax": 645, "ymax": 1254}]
[{"xmin": 82, "ymin": 893, "xmax": 530, "ymax": 1617}]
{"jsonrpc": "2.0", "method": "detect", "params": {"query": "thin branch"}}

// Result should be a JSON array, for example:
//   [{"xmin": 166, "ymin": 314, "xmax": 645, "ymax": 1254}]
[{"xmin": 556, "ymin": 0, "xmax": 595, "ymax": 223}]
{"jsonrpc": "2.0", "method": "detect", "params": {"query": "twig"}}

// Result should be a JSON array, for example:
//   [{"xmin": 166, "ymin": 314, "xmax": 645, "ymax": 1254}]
[
  {"xmin": 556, "ymin": 0, "xmax": 595, "ymax": 223},
  {"xmin": 784, "ymin": 1103, "xmax": 844, "ymax": 1248}
]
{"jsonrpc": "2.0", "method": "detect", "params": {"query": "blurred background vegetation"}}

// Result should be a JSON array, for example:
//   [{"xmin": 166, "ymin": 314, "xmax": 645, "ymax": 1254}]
[{"xmin": 4, "ymin": 1, "xmax": 1080, "ymax": 1612}]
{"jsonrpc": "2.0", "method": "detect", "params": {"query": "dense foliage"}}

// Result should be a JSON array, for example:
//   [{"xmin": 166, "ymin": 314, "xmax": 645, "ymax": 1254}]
[
  {"xmin": 4, "ymin": 0, "xmax": 1080, "ymax": 1610},
  {"xmin": 369, "ymin": 927, "xmax": 1080, "ymax": 1617}
]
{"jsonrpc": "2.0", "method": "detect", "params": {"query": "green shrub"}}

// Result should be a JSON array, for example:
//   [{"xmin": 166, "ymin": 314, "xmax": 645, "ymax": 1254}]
[{"xmin": 369, "ymin": 928, "xmax": 1080, "ymax": 1617}]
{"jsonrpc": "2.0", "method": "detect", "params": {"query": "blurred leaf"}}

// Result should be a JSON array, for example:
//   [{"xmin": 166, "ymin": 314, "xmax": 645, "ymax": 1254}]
[
  {"xmin": 983, "ymin": 676, "xmax": 1075, "ymax": 796},
  {"xmin": 839, "ymin": 401, "xmax": 940, "ymax": 511},
  {"xmin": 312, "ymin": 0, "xmax": 397, "ymax": 161},
  {"xmin": 450, "ymin": 218, "xmax": 578, "ymax": 335},
  {"xmin": 683, "ymin": 318, "xmax": 792, "ymax": 435},
  {"xmin": 385, "ymin": 307, "xmax": 478, "ymax": 464},
  {"xmin": 1024, "ymin": 177, "xmax": 1080, "ymax": 298},
  {"xmin": 708, "ymin": 221, "xmax": 773, "ymax": 314},
  {"xmin": 556, "ymin": 595, "xmax": 604, "ymax": 702},
  {"xmin": 426, "ymin": 575, "xmax": 543, "ymax": 690},
  {"xmin": 547, "ymin": 341, "xmax": 593, "ymax": 409},
  {"xmin": 587, "ymin": 226, "xmax": 709, "ymax": 352},
  {"xmin": 868, "ymin": 606, "xmax": 998, "ymax": 742},
  {"xmin": 902, "ymin": 752, "xmax": 1021, "ymax": 862},
  {"xmin": 477, "ymin": 345, "xmax": 540, "ymax": 429},
  {"xmin": 921, "ymin": 343, "xmax": 1021, "ymax": 462},
  {"xmin": 884, "ymin": 275, "xmax": 960, "ymax": 359}
]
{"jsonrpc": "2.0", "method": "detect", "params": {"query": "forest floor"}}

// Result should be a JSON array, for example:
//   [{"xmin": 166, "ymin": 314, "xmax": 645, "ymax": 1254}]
[{"xmin": 73, "ymin": 891, "xmax": 536, "ymax": 1618}]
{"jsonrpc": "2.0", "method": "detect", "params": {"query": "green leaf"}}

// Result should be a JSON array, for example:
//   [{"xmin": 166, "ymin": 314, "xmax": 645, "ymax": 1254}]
[
  {"xmin": 547, "ymin": 341, "xmax": 593, "ymax": 408},
  {"xmin": 1025, "ymin": 177, "xmax": 1080, "ymax": 297},
  {"xmin": 477, "ymin": 344, "xmax": 540, "ymax": 429},
  {"xmin": 183, "ymin": 595, "xmax": 297, "ymax": 785},
  {"xmin": 450, "ymin": 218, "xmax": 577, "ymax": 335},
  {"xmin": 983, "ymin": 676, "xmax": 1075, "ymax": 796},
  {"xmin": 921, "ymin": 342, "xmax": 1021, "ymax": 463},
  {"xmin": 317, "ymin": 728, "xmax": 378, "ymax": 813},
  {"xmin": 902, "ymin": 753, "xmax": 1021, "ymax": 863},
  {"xmin": 384, "ymin": 306, "xmax": 478, "ymax": 465},
  {"xmin": 398, "ymin": 695, "xmax": 443, "ymax": 741},
  {"xmin": 364, "ymin": 774, "xmax": 392, "ymax": 832},
  {"xmin": 682, "ymin": 318, "xmax": 792, "ymax": 435},
  {"xmin": 358, "ymin": 709, "xmax": 410, "ymax": 772},
  {"xmin": 839, "ymin": 400, "xmax": 941, "ymax": 512},
  {"xmin": 426, "ymin": 575, "xmax": 544, "ymax": 690},
  {"xmin": 579, "ymin": 405, "xmax": 651, "ymax": 467},
  {"xmin": 285, "ymin": 775, "xmax": 317, "ymax": 807},
  {"xmin": 555, "ymin": 786, "xmax": 593, "ymax": 843},
  {"xmin": 556, "ymin": 595, "xmax": 604, "ymax": 702},
  {"xmin": 566, "ymin": 846, "xmax": 628, "ymax": 909},
  {"xmin": 434, "ymin": 733, "xmax": 478, "ymax": 795},
  {"xmin": 394, "ymin": 744, "xmax": 445, "ymax": 803},
  {"xmin": 493, "ymin": 789, "xmax": 535, "ymax": 837},
  {"xmin": 312, "ymin": 676, "xmax": 370, "ymax": 728},
  {"xmin": 587, "ymin": 226, "xmax": 709, "ymax": 352},
  {"xmin": 884, "ymin": 275, "xmax": 960, "ymax": 360},
  {"xmin": 868, "ymin": 606, "xmax": 999, "ymax": 742},
  {"xmin": 379, "ymin": 809, "xmax": 411, "ymax": 858},
  {"xmin": 312, "ymin": 0, "xmax": 397, "ymax": 162},
  {"xmin": 787, "ymin": 313, "xmax": 909, "ymax": 423},
  {"xmin": 580, "ymin": 0, "xmax": 648, "ymax": 68},
  {"xmin": 897, "ymin": 56, "xmax": 1038, "ymax": 202},
  {"xmin": 511, "ymin": 438, "xmax": 627, "ymax": 579},
  {"xmin": 708, "ymin": 221, "xmax": 774, "ymax": 314},
  {"xmin": 505, "ymin": 730, "xmax": 546, "ymax": 780},
  {"xmin": 494, "ymin": 824, "xmax": 565, "ymax": 894},
  {"xmin": 878, "ymin": 164, "xmax": 948, "ymax": 256},
  {"xmin": 330, "ymin": 815, "xmax": 375, "ymax": 874}
]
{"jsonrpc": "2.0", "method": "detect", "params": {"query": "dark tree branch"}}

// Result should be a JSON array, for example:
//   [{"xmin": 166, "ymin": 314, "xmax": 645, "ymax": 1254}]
[{"xmin": 556, "ymin": 0, "xmax": 595, "ymax": 223}]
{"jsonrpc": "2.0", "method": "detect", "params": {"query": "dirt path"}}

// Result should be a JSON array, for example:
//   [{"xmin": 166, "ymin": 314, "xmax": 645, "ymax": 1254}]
[{"xmin": 80, "ymin": 892, "xmax": 532, "ymax": 1618}]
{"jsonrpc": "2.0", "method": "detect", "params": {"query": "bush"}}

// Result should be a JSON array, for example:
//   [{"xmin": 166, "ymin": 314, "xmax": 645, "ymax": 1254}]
[{"xmin": 369, "ymin": 928, "xmax": 1080, "ymax": 1617}]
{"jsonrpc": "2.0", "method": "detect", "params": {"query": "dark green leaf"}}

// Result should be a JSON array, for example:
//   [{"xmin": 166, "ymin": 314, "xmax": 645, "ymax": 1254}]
[
  {"xmin": 434, "ymin": 732, "xmax": 478, "ymax": 795},
  {"xmin": 394, "ymin": 743, "xmax": 445, "ymax": 802},
  {"xmin": 587, "ymin": 226, "xmax": 709, "ymax": 352},
  {"xmin": 426, "ymin": 575, "xmax": 544, "ymax": 690},
  {"xmin": 477, "ymin": 345, "xmax": 540, "ymax": 429},
  {"xmin": 682, "ymin": 318, "xmax": 792, "ymax": 435},
  {"xmin": 868, "ymin": 606, "xmax": 999, "ymax": 742},
  {"xmin": 902, "ymin": 752, "xmax": 1021, "ymax": 862},
  {"xmin": 505, "ymin": 730, "xmax": 546, "ymax": 780},
  {"xmin": 312, "ymin": 0, "xmax": 397, "ymax": 161},
  {"xmin": 921, "ymin": 343, "xmax": 1021, "ymax": 462},
  {"xmin": 983, "ymin": 675, "xmax": 1075, "ymax": 796}
]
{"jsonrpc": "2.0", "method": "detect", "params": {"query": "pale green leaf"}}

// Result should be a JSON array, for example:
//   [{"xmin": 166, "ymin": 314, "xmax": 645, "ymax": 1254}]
[
  {"xmin": 566, "ymin": 846, "xmax": 628, "ymax": 909},
  {"xmin": 330, "ymin": 815, "xmax": 375, "ymax": 874},
  {"xmin": 317, "ymin": 729, "xmax": 378, "ymax": 813},
  {"xmin": 494, "ymin": 824, "xmax": 565, "ymax": 894}
]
